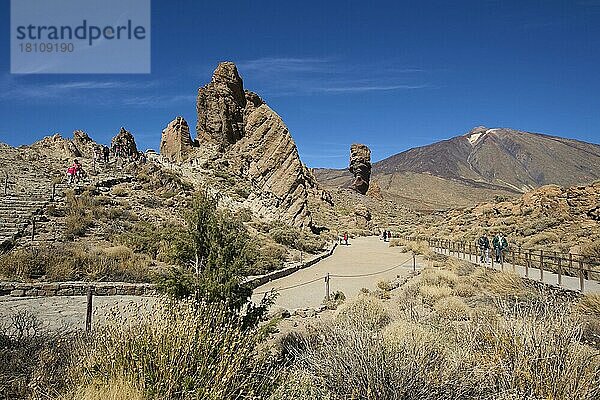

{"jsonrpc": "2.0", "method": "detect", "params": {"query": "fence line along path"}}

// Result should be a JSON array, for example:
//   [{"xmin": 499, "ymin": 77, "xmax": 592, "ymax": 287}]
[
  {"xmin": 251, "ymin": 236, "xmax": 425, "ymax": 310},
  {"xmin": 404, "ymin": 236, "xmax": 600, "ymax": 294}
]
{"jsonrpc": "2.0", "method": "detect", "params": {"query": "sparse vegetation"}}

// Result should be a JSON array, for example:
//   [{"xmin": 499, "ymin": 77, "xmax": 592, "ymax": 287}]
[
  {"xmin": 0, "ymin": 243, "xmax": 154, "ymax": 282},
  {"xmin": 275, "ymin": 258, "xmax": 600, "ymax": 399}
]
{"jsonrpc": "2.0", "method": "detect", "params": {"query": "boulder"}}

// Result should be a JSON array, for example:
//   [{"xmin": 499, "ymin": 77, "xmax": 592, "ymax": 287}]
[
  {"xmin": 160, "ymin": 116, "xmax": 194, "ymax": 161},
  {"xmin": 349, "ymin": 143, "xmax": 371, "ymax": 194}
]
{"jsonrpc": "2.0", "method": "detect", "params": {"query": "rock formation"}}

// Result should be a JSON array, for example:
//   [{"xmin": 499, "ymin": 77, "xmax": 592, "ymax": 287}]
[
  {"xmin": 195, "ymin": 62, "xmax": 327, "ymax": 228},
  {"xmin": 111, "ymin": 127, "xmax": 138, "ymax": 155},
  {"xmin": 196, "ymin": 62, "xmax": 246, "ymax": 149},
  {"xmin": 72, "ymin": 130, "xmax": 97, "ymax": 158},
  {"xmin": 29, "ymin": 134, "xmax": 81, "ymax": 159},
  {"xmin": 349, "ymin": 143, "xmax": 371, "ymax": 194},
  {"xmin": 160, "ymin": 116, "xmax": 194, "ymax": 161},
  {"xmin": 353, "ymin": 203, "xmax": 372, "ymax": 229}
]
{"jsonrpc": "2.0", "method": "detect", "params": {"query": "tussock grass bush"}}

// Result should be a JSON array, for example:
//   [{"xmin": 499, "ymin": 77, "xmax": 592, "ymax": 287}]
[
  {"xmin": 269, "ymin": 371, "xmax": 330, "ymax": 400},
  {"xmin": 453, "ymin": 282, "xmax": 476, "ymax": 297},
  {"xmin": 524, "ymin": 231, "xmax": 559, "ymax": 248},
  {"xmin": 0, "ymin": 310, "xmax": 75, "ymax": 400},
  {"xmin": 70, "ymin": 376, "xmax": 143, "ymax": 400},
  {"xmin": 389, "ymin": 238, "xmax": 434, "ymax": 257},
  {"xmin": 67, "ymin": 300, "xmax": 279, "ymax": 400},
  {"xmin": 485, "ymin": 271, "xmax": 528, "ymax": 298},
  {"xmin": 335, "ymin": 295, "xmax": 390, "ymax": 331},
  {"xmin": 575, "ymin": 294, "xmax": 600, "ymax": 346},
  {"xmin": 421, "ymin": 267, "xmax": 459, "ymax": 287},
  {"xmin": 433, "ymin": 296, "xmax": 470, "ymax": 320},
  {"xmin": 419, "ymin": 284, "xmax": 452, "ymax": 305}
]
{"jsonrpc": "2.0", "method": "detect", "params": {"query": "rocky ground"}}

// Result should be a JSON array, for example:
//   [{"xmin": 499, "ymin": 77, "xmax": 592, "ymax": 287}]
[{"xmin": 404, "ymin": 182, "xmax": 600, "ymax": 256}]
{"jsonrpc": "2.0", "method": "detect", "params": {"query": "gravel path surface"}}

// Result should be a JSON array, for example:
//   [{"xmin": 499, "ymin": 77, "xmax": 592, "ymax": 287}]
[
  {"xmin": 252, "ymin": 236, "xmax": 424, "ymax": 310},
  {"xmin": 0, "ymin": 236, "xmax": 424, "ymax": 331},
  {"xmin": 0, "ymin": 295, "xmax": 157, "ymax": 332}
]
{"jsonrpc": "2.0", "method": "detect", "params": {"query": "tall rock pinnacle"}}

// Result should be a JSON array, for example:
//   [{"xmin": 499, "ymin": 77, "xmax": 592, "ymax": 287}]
[
  {"xmin": 349, "ymin": 143, "xmax": 371, "ymax": 194},
  {"xmin": 160, "ymin": 116, "xmax": 194, "ymax": 161},
  {"xmin": 194, "ymin": 61, "xmax": 325, "ymax": 228},
  {"xmin": 111, "ymin": 127, "xmax": 138, "ymax": 155},
  {"xmin": 196, "ymin": 62, "xmax": 246, "ymax": 148}
]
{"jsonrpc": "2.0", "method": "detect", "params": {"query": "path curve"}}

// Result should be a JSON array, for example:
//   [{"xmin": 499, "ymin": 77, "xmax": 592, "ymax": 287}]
[{"xmin": 251, "ymin": 236, "xmax": 423, "ymax": 310}]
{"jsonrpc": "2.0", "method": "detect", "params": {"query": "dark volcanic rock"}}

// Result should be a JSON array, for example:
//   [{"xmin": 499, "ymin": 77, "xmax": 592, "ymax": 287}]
[
  {"xmin": 196, "ymin": 62, "xmax": 246, "ymax": 148},
  {"xmin": 349, "ymin": 143, "xmax": 371, "ymax": 194}
]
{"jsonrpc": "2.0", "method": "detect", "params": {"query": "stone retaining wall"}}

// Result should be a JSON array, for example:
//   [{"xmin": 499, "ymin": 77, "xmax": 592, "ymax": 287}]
[
  {"xmin": 1, "ymin": 243, "xmax": 338, "ymax": 297},
  {"xmin": 246, "ymin": 242, "xmax": 338, "ymax": 288},
  {"xmin": 0, "ymin": 281, "xmax": 156, "ymax": 297}
]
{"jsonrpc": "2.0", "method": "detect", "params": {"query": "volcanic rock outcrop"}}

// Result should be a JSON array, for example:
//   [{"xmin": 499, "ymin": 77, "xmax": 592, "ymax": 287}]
[
  {"xmin": 111, "ymin": 127, "xmax": 138, "ymax": 155},
  {"xmin": 196, "ymin": 62, "xmax": 246, "ymax": 149},
  {"xmin": 195, "ymin": 62, "xmax": 325, "ymax": 228},
  {"xmin": 349, "ymin": 143, "xmax": 371, "ymax": 194},
  {"xmin": 160, "ymin": 116, "xmax": 195, "ymax": 161}
]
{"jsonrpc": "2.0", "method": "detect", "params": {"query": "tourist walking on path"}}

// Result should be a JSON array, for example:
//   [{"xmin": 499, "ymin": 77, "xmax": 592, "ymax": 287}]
[
  {"xmin": 478, "ymin": 234, "xmax": 490, "ymax": 264},
  {"xmin": 383, "ymin": 230, "xmax": 388, "ymax": 242},
  {"xmin": 343, "ymin": 232, "xmax": 349, "ymax": 246},
  {"xmin": 493, "ymin": 233, "xmax": 508, "ymax": 263},
  {"xmin": 66, "ymin": 159, "xmax": 84, "ymax": 185}
]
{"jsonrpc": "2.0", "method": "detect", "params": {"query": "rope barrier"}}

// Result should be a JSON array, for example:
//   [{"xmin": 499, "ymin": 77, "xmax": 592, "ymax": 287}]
[
  {"xmin": 329, "ymin": 256, "xmax": 413, "ymax": 278},
  {"xmin": 253, "ymin": 255, "xmax": 417, "ymax": 295},
  {"xmin": 253, "ymin": 275, "xmax": 326, "ymax": 295}
]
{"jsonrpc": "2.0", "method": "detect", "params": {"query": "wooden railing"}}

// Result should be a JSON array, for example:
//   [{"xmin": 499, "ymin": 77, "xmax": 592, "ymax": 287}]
[{"xmin": 400, "ymin": 236, "xmax": 600, "ymax": 292}]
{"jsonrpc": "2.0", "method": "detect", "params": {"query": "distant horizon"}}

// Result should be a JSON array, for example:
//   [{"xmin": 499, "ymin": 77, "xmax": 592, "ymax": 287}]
[
  {"xmin": 2, "ymin": 1, "xmax": 600, "ymax": 168},
  {"xmin": 3, "ymin": 119, "xmax": 599, "ymax": 170}
]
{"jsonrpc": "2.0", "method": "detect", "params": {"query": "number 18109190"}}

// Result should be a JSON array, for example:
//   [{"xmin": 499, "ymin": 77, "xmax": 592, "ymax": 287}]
[{"xmin": 19, "ymin": 43, "xmax": 74, "ymax": 52}]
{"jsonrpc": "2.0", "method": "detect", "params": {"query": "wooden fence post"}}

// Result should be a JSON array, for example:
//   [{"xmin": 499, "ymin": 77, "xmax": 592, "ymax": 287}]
[
  {"xmin": 579, "ymin": 259, "xmax": 585, "ymax": 293},
  {"xmin": 539, "ymin": 250, "xmax": 544, "ymax": 282},
  {"xmin": 325, "ymin": 273, "xmax": 330, "ymax": 302},
  {"xmin": 85, "ymin": 286, "xmax": 93, "ymax": 332},
  {"xmin": 557, "ymin": 256, "xmax": 562, "ymax": 286},
  {"xmin": 525, "ymin": 251, "xmax": 530, "ymax": 277},
  {"xmin": 413, "ymin": 253, "xmax": 416, "ymax": 272}
]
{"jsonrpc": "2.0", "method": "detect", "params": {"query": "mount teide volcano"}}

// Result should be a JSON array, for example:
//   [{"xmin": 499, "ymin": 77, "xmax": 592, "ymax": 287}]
[{"xmin": 314, "ymin": 127, "xmax": 600, "ymax": 210}]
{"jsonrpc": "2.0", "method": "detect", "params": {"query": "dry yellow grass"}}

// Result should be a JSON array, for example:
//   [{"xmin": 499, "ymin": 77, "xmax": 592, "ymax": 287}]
[
  {"xmin": 71, "ymin": 376, "xmax": 143, "ymax": 400},
  {"xmin": 419, "ymin": 284, "xmax": 452, "ymax": 305},
  {"xmin": 433, "ymin": 296, "xmax": 470, "ymax": 320}
]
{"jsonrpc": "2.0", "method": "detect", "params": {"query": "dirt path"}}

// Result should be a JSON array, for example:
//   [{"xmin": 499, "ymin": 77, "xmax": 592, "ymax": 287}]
[
  {"xmin": 0, "ymin": 295, "xmax": 157, "ymax": 332},
  {"xmin": 251, "ymin": 236, "xmax": 424, "ymax": 310},
  {"xmin": 0, "ymin": 237, "xmax": 423, "ymax": 331}
]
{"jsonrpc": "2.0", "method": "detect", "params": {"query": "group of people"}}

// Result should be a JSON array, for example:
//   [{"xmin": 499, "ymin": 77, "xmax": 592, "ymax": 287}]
[
  {"xmin": 340, "ymin": 232, "xmax": 349, "ymax": 245},
  {"xmin": 477, "ymin": 232, "xmax": 509, "ymax": 264},
  {"xmin": 111, "ymin": 143, "xmax": 146, "ymax": 164},
  {"xmin": 92, "ymin": 145, "xmax": 111, "ymax": 165},
  {"xmin": 382, "ymin": 230, "xmax": 393, "ymax": 242},
  {"xmin": 66, "ymin": 159, "xmax": 85, "ymax": 184}
]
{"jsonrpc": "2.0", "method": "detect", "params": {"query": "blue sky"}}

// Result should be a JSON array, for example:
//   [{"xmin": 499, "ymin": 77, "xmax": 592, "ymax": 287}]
[{"xmin": 1, "ymin": 0, "xmax": 599, "ymax": 168}]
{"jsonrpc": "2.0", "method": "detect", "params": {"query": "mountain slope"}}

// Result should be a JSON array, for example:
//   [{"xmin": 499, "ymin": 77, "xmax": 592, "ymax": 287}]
[{"xmin": 315, "ymin": 127, "xmax": 600, "ymax": 210}]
